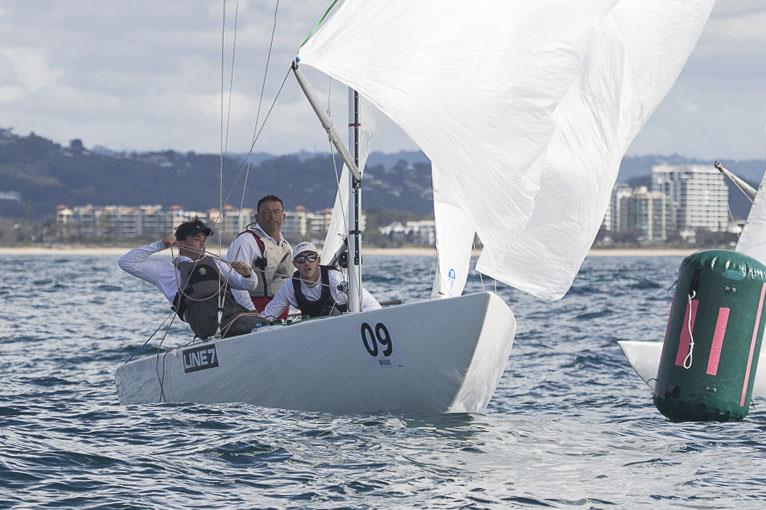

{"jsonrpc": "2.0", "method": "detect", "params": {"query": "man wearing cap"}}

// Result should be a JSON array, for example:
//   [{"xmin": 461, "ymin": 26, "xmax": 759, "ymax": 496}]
[
  {"xmin": 262, "ymin": 241, "xmax": 381, "ymax": 320},
  {"xmin": 227, "ymin": 195, "xmax": 293, "ymax": 319},
  {"xmin": 118, "ymin": 218, "xmax": 261, "ymax": 339}
]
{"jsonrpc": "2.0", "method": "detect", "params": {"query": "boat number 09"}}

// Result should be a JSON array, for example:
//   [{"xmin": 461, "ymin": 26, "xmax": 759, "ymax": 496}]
[{"xmin": 360, "ymin": 322, "xmax": 393, "ymax": 357}]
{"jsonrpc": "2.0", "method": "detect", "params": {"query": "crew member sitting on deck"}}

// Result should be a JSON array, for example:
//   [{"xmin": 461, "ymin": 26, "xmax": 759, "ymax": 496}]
[
  {"xmin": 118, "ymin": 218, "xmax": 260, "ymax": 339},
  {"xmin": 262, "ymin": 241, "xmax": 381, "ymax": 320},
  {"xmin": 227, "ymin": 195, "xmax": 293, "ymax": 319}
]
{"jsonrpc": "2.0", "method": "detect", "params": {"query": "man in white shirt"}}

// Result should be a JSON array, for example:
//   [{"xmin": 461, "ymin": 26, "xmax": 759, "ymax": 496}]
[
  {"xmin": 263, "ymin": 242, "xmax": 381, "ymax": 320},
  {"xmin": 119, "ymin": 218, "xmax": 260, "ymax": 339},
  {"xmin": 227, "ymin": 195, "xmax": 293, "ymax": 319}
]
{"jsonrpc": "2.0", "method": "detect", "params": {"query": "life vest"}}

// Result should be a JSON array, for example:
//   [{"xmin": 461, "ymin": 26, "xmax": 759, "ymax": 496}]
[
  {"xmin": 173, "ymin": 256, "xmax": 257, "ymax": 339},
  {"xmin": 292, "ymin": 265, "xmax": 348, "ymax": 318},
  {"xmin": 237, "ymin": 228, "xmax": 292, "ymax": 298}
]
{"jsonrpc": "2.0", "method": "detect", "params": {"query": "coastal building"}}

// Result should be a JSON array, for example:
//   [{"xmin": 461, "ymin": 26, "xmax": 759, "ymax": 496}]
[
  {"xmin": 284, "ymin": 205, "xmax": 365, "ymax": 243},
  {"xmin": 651, "ymin": 164, "xmax": 729, "ymax": 241},
  {"xmin": 54, "ymin": 204, "xmax": 360, "ymax": 243},
  {"xmin": 603, "ymin": 183, "xmax": 632, "ymax": 234},
  {"xmin": 619, "ymin": 186, "xmax": 671, "ymax": 244},
  {"xmin": 379, "ymin": 220, "xmax": 436, "ymax": 246}
]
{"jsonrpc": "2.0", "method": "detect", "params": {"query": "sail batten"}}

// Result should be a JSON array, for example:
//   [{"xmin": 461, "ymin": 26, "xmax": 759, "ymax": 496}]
[{"xmin": 300, "ymin": 0, "xmax": 715, "ymax": 300}]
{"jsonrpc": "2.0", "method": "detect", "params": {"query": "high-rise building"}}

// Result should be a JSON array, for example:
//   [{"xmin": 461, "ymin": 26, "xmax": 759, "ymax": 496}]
[
  {"xmin": 651, "ymin": 164, "xmax": 728, "ymax": 240},
  {"xmin": 620, "ymin": 186, "xmax": 671, "ymax": 244},
  {"xmin": 604, "ymin": 183, "xmax": 632, "ymax": 234}
]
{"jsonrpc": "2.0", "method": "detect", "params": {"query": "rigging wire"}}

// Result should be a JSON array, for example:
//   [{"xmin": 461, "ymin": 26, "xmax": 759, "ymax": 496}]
[
  {"xmin": 224, "ymin": 2, "xmax": 239, "ymax": 163},
  {"xmin": 216, "ymin": 0, "xmax": 242, "ymax": 335},
  {"xmin": 239, "ymin": 0, "xmax": 281, "ymax": 211},
  {"xmin": 221, "ymin": 65, "xmax": 291, "ymax": 207}
]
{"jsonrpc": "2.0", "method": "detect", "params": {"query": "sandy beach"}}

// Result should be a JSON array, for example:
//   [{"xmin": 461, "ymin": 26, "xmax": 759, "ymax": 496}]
[{"xmin": 0, "ymin": 245, "xmax": 697, "ymax": 257}]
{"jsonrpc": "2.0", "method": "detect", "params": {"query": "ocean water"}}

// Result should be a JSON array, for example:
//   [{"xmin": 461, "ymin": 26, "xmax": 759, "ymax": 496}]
[{"xmin": 2, "ymin": 253, "xmax": 766, "ymax": 509}]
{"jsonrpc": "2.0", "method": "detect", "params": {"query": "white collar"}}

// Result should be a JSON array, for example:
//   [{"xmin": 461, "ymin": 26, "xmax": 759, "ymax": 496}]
[{"xmin": 252, "ymin": 223, "xmax": 285, "ymax": 244}]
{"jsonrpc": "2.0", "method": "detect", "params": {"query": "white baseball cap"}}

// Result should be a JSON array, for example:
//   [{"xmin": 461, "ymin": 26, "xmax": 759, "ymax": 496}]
[{"xmin": 293, "ymin": 241, "xmax": 319, "ymax": 259}]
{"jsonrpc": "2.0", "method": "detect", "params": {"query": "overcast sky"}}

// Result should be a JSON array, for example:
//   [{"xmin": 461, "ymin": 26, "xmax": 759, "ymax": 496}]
[{"xmin": 1, "ymin": 1, "xmax": 764, "ymax": 159}]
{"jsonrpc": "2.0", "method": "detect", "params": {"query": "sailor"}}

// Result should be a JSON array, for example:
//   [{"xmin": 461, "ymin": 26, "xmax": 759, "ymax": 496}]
[
  {"xmin": 118, "ymin": 218, "xmax": 260, "ymax": 339},
  {"xmin": 227, "ymin": 195, "xmax": 293, "ymax": 319},
  {"xmin": 262, "ymin": 241, "xmax": 381, "ymax": 320}
]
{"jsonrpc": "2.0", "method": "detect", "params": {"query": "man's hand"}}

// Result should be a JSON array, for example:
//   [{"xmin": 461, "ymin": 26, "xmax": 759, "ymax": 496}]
[
  {"xmin": 231, "ymin": 260, "xmax": 253, "ymax": 278},
  {"xmin": 162, "ymin": 233, "xmax": 176, "ymax": 248}
]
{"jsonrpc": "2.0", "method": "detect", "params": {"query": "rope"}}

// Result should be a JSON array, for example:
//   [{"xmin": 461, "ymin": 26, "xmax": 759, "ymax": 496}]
[
  {"xmin": 124, "ymin": 309, "xmax": 176, "ymax": 363},
  {"xmin": 238, "ymin": 0, "xmax": 281, "ymax": 212},
  {"xmin": 683, "ymin": 290, "xmax": 696, "ymax": 369},
  {"xmin": 154, "ymin": 314, "xmax": 177, "ymax": 402},
  {"xmin": 221, "ymin": 65, "xmax": 291, "ymax": 207}
]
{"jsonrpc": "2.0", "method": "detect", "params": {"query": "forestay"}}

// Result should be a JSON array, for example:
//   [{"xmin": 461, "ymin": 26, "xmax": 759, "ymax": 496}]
[{"xmin": 299, "ymin": 0, "xmax": 715, "ymax": 300}]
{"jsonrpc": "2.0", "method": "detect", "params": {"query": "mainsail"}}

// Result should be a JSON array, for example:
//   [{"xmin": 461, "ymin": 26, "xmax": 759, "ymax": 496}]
[{"xmin": 300, "ymin": 0, "xmax": 715, "ymax": 300}]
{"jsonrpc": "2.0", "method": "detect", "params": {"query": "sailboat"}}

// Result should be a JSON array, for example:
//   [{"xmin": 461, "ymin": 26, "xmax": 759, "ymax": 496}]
[
  {"xmin": 116, "ymin": 0, "xmax": 715, "ymax": 414},
  {"xmin": 619, "ymin": 163, "xmax": 766, "ymax": 397}
]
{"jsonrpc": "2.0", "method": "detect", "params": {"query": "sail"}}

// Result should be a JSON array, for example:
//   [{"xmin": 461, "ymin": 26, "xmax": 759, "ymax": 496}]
[
  {"xmin": 432, "ymin": 164, "xmax": 475, "ymax": 298},
  {"xmin": 736, "ymin": 170, "xmax": 766, "ymax": 265},
  {"xmin": 300, "ymin": 0, "xmax": 714, "ymax": 300},
  {"xmin": 321, "ymin": 94, "xmax": 377, "ymax": 262}
]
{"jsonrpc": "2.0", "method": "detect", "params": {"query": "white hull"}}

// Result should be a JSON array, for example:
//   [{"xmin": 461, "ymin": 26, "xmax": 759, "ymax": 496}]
[
  {"xmin": 617, "ymin": 340, "xmax": 766, "ymax": 397},
  {"xmin": 116, "ymin": 292, "xmax": 516, "ymax": 414}
]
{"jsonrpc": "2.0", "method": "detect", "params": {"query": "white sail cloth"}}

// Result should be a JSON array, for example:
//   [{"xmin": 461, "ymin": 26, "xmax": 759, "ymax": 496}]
[
  {"xmin": 432, "ymin": 165, "xmax": 476, "ymax": 298},
  {"xmin": 736, "ymin": 171, "xmax": 766, "ymax": 265},
  {"xmin": 300, "ymin": 0, "xmax": 714, "ymax": 300},
  {"xmin": 321, "ymin": 94, "xmax": 377, "ymax": 262}
]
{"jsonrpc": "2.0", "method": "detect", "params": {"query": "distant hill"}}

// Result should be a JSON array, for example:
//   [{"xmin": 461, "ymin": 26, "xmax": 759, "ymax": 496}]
[
  {"xmin": 0, "ymin": 127, "xmax": 763, "ymax": 220},
  {"xmin": 0, "ymin": 128, "xmax": 434, "ymax": 219}
]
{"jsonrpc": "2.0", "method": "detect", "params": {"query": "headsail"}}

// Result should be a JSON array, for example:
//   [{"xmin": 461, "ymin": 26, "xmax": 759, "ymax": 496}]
[
  {"xmin": 736, "ymin": 170, "xmax": 766, "ymax": 265},
  {"xmin": 300, "ymin": 0, "xmax": 714, "ymax": 300},
  {"xmin": 321, "ymin": 94, "xmax": 378, "ymax": 262},
  {"xmin": 432, "ymin": 165, "xmax": 475, "ymax": 298}
]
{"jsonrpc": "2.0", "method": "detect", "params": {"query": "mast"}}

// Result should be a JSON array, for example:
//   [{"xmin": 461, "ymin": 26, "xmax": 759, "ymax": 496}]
[
  {"xmin": 291, "ymin": 60, "xmax": 363, "ymax": 312},
  {"xmin": 347, "ymin": 89, "xmax": 362, "ymax": 312}
]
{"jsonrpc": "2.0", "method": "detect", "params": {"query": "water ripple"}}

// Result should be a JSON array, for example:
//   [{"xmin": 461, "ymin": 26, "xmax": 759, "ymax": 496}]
[{"xmin": 1, "ymin": 254, "xmax": 766, "ymax": 508}]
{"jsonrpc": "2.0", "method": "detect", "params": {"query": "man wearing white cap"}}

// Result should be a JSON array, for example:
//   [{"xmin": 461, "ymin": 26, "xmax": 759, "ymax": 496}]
[{"xmin": 262, "ymin": 241, "xmax": 381, "ymax": 320}]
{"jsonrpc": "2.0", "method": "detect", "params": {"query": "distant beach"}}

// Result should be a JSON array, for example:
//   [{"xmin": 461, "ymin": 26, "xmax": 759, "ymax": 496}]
[{"xmin": 0, "ymin": 245, "xmax": 697, "ymax": 257}]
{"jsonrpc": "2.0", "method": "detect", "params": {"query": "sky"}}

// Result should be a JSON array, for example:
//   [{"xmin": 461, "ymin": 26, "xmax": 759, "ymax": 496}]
[{"xmin": 1, "ymin": 0, "xmax": 764, "ymax": 160}]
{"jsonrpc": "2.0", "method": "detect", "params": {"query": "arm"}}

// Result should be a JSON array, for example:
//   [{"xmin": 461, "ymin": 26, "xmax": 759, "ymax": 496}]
[
  {"xmin": 215, "ymin": 259, "xmax": 258, "ymax": 292},
  {"xmin": 117, "ymin": 239, "xmax": 169, "ymax": 288},
  {"xmin": 325, "ymin": 270, "xmax": 381, "ymax": 311},
  {"xmin": 262, "ymin": 279, "xmax": 294, "ymax": 319},
  {"xmin": 227, "ymin": 234, "xmax": 260, "ymax": 309},
  {"xmin": 361, "ymin": 288, "xmax": 382, "ymax": 311}
]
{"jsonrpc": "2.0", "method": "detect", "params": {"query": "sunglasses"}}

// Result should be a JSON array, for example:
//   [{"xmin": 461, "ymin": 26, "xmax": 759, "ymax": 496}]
[{"xmin": 294, "ymin": 254, "xmax": 318, "ymax": 264}]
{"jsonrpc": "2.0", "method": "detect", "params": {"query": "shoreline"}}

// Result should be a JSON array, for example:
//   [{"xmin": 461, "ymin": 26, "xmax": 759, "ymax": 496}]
[{"xmin": 0, "ymin": 245, "xmax": 698, "ymax": 257}]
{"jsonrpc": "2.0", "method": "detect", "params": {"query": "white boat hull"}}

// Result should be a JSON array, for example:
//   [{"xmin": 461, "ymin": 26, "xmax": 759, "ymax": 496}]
[
  {"xmin": 618, "ymin": 340, "xmax": 766, "ymax": 398},
  {"xmin": 116, "ymin": 292, "xmax": 516, "ymax": 414}
]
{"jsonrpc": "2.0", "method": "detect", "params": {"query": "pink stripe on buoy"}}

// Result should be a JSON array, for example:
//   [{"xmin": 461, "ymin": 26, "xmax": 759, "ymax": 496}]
[
  {"xmin": 675, "ymin": 300, "xmax": 699, "ymax": 367},
  {"xmin": 706, "ymin": 307, "xmax": 730, "ymax": 376},
  {"xmin": 741, "ymin": 283, "xmax": 766, "ymax": 407}
]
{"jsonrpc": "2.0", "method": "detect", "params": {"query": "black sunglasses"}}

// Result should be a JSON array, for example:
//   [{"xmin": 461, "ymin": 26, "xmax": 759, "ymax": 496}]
[{"xmin": 294, "ymin": 254, "xmax": 318, "ymax": 264}]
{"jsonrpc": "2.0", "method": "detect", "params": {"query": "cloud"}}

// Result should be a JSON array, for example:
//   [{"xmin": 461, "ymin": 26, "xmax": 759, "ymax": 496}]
[{"xmin": 0, "ymin": 0, "xmax": 763, "ymax": 159}]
